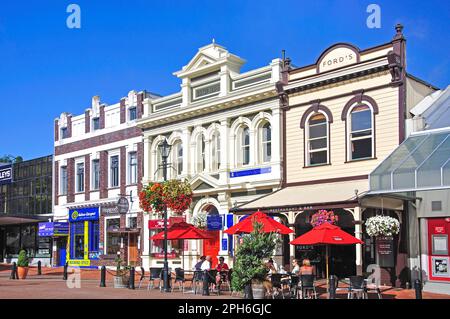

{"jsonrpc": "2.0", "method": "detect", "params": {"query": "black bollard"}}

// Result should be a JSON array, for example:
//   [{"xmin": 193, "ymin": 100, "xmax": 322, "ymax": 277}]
[
  {"xmin": 14, "ymin": 262, "xmax": 18, "ymax": 280},
  {"xmin": 100, "ymin": 266, "xmax": 106, "ymax": 287},
  {"xmin": 128, "ymin": 267, "xmax": 135, "ymax": 290},
  {"xmin": 244, "ymin": 283, "xmax": 253, "ymax": 299},
  {"xmin": 63, "ymin": 262, "xmax": 68, "ymax": 281},
  {"xmin": 414, "ymin": 279, "xmax": 422, "ymax": 299},
  {"xmin": 10, "ymin": 262, "xmax": 17, "ymax": 280},
  {"xmin": 37, "ymin": 261, "xmax": 42, "ymax": 275},
  {"xmin": 329, "ymin": 276, "xmax": 336, "ymax": 299},
  {"xmin": 202, "ymin": 270, "xmax": 210, "ymax": 296}
]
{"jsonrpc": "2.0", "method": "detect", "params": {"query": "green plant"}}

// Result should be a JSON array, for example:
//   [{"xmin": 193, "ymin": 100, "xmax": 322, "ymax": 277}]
[
  {"xmin": 114, "ymin": 256, "xmax": 130, "ymax": 277},
  {"xmin": 17, "ymin": 249, "xmax": 29, "ymax": 267},
  {"xmin": 231, "ymin": 221, "xmax": 279, "ymax": 292}
]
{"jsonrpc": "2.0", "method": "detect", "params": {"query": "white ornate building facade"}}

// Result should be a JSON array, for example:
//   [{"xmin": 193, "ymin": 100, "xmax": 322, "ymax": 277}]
[{"xmin": 138, "ymin": 43, "xmax": 284, "ymax": 269}]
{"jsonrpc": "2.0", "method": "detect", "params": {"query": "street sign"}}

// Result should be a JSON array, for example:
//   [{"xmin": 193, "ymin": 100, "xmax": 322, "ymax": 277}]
[{"xmin": 117, "ymin": 197, "xmax": 129, "ymax": 214}]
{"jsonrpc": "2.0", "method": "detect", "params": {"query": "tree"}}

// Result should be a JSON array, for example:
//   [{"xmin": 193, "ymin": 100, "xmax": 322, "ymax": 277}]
[
  {"xmin": 0, "ymin": 155, "xmax": 23, "ymax": 163},
  {"xmin": 231, "ymin": 221, "xmax": 279, "ymax": 293}
]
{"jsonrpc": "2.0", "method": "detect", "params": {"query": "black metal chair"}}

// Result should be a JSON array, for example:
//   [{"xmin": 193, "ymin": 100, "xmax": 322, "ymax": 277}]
[
  {"xmin": 193, "ymin": 270, "xmax": 204, "ymax": 295},
  {"xmin": 138, "ymin": 267, "xmax": 146, "ymax": 289},
  {"xmin": 270, "ymin": 274, "xmax": 289, "ymax": 299},
  {"xmin": 218, "ymin": 270, "xmax": 231, "ymax": 293},
  {"xmin": 172, "ymin": 268, "xmax": 192, "ymax": 293},
  {"xmin": 365, "ymin": 277, "xmax": 382, "ymax": 299},
  {"xmin": 348, "ymin": 275, "xmax": 367, "ymax": 299},
  {"xmin": 289, "ymin": 275, "xmax": 300, "ymax": 299},
  {"xmin": 207, "ymin": 269, "xmax": 219, "ymax": 295},
  {"xmin": 147, "ymin": 267, "xmax": 163, "ymax": 290},
  {"xmin": 300, "ymin": 275, "xmax": 317, "ymax": 299}
]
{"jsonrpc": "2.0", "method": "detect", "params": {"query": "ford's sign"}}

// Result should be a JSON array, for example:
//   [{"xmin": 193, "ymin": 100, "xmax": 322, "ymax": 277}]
[{"xmin": 0, "ymin": 165, "xmax": 12, "ymax": 185}]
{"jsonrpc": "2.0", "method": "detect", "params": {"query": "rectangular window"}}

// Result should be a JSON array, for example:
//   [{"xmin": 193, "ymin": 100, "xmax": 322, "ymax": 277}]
[
  {"xmin": 129, "ymin": 107, "xmax": 137, "ymax": 121},
  {"xmin": 76, "ymin": 163, "xmax": 84, "ymax": 193},
  {"xmin": 307, "ymin": 114, "xmax": 328, "ymax": 166},
  {"xmin": 128, "ymin": 152, "xmax": 137, "ymax": 184},
  {"xmin": 92, "ymin": 160, "xmax": 100, "ymax": 190},
  {"xmin": 128, "ymin": 216, "xmax": 138, "ymax": 229},
  {"xmin": 106, "ymin": 218, "xmax": 121, "ymax": 255},
  {"xmin": 350, "ymin": 106, "xmax": 373, "ymax": 160},
  {"xmin": 60, "ymin": 127, "xmax": 68, "ymax": 139},
  {"xmin": 110, "ymin": 155, "xmax": 119, "ymax": 187},
  {"xmin": 70, "ymin": 222, "xmax": 85, "ymax": 259},
  {"xmin": 89, "ymin": 220, "xmax": 100, "ymax": 253},
  {"xmin": 60, "ymin": 166, "xmax": 68, "ymax": 195},
  {"xmin": 92, "ymin": 117, "xmax": 100, "ymax": 130}
]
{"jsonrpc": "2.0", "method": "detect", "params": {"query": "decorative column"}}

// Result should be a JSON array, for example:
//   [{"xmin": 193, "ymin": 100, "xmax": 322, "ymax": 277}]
[
  {"xmin": 219, "ymin": 65, "xmax": 230, "ymax": 97},
  {"xmin": 219, "ymin": 119, "xmax": 229, "ymax": 183},
  {"xmin": 143, "ymin": 135, "xmax": 152, "ymax": 184},
  {"xmin": 288, "ymin": 211, "xmax": 296, "ymax": 263},
  {"xmin": 353, "ymin": 206, "xmax": 363, "ymax": 275},
  {"xmin": 271, "ymin": 106, "xmax": 282, "ymax": 164},
  {"xmin": 181, "ymin": 127, "xmax": 191, "ymax": 177},
  {"xmin": 181, "ymin": 78, "xmax": 191, "ymax": 107}
]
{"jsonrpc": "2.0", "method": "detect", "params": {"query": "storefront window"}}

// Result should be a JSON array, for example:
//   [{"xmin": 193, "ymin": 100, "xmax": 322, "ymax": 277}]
[
  {"xmin": 21, "ymin": 225, "xmax": 37, "ymax": 257},
  {"xmin": 71, "ymin": 222, "xmax": 85, "ymax": 259},
  {"xmin": 6, "ymin": 226, "xmax": 20, "ymax": 256},
  {"xmin": 106, "ymin": 218, "xmax": 121, "ymax": 255}
]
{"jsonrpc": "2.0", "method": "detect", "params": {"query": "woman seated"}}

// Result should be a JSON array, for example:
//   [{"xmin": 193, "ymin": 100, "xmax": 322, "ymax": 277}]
[
  {"xmin": 215, "ymin": 257, "xmax": 229, "ymax": 287},
  {"xmin": 299, "ymin": 259, "xmax": 315, "ymax": 276},
  {"xmin": 292, "ymin": 259, "xmax": 301, "ymax": 275}
]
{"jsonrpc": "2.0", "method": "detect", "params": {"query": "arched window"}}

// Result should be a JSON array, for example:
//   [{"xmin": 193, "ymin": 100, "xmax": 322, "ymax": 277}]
[
  {"xmin": 197, "ymin": 134, "xmax": 206, "ymax": 172},
  {"xmin": 306, "ymin": 113, "xmax": 328, "ymax": 166},
  {"xmin": 155, "ymin": 145, "xmax": 163, "ymax": 181},
  {"xmin": 260, "ymin": 122, "xmax": 271, "ymax": 163},
  {"xmin": 348, "ymin": 104, "xmax": 373, "ymax": 160},
  {"xmin": 241, "ymin": 127, "xmax": 250, "ymax": 166},
  {"xmin": 211, "ymin": 132, "xmax": 220, "ymax": 171},
  {"xmin": 172, "ymin": 141, "xmax": 183, "ymax": 177}
]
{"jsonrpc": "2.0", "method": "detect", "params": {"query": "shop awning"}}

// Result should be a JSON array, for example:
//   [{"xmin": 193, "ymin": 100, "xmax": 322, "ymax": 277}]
[
  {"xmin": 0, "ymin": 214, "xmax": 50, "ymax": 225},
  {"xmin": 231, "ymin": 179, "xmax": 369, "ymax": 213},
  {"xmin": 369, "ymin": 128, "xmax": 450, "ymax": 194}
]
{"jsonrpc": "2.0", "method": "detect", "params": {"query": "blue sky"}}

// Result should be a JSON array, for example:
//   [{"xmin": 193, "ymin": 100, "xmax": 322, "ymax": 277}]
[{"xmin": 0, "ymin": 0, "xmax": 449, "ymax": 160}]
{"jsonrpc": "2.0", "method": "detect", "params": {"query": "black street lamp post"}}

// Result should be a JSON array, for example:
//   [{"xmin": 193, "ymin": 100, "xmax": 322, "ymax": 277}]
[{"xmin": 158, "ymin": 138, "xmax": 172, "ymax": 293}]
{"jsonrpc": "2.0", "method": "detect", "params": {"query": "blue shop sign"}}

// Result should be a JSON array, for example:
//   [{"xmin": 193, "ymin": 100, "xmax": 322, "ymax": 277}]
[
  {"xmin": 69, "ymin": 207, "xmax": 99, "ymax": 222},
  {"xmin": 207, "ymin": 215, "xmax": 223, "ymax": 231},
  {"xmin": 230, "ymin": 167, "xmax": 271, "ymax": 178},
  {"xmin": 38, "ymin": 222, "xmax": 69, "ymax": 237},
  {"xmin": 0, "ymin": 165, "xmax": 13, "ymax": 185}
]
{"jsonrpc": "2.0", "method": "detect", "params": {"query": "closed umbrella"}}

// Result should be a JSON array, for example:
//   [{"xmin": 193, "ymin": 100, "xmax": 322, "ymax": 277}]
[
  {"xmin": 224, "ymin": 211, "xmax": 293, "ymax": 235},
  {"xmin": 290, "ymin": 223, "xmax": 363, "ymax": 283}
]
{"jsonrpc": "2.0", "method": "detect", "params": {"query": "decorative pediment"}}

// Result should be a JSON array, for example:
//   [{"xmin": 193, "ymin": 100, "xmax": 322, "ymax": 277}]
[
  {"xmin": 190, "ymin": 175, "xmax": 219, "ymax": 191},
  {"xmin": 174, "ymin": 42, "xmax": 245, "ymax": 78}
]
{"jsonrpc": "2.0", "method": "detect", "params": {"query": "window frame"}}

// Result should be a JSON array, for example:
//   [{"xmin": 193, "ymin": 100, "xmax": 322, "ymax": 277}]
[
  {"xmin": 60, "ymin": 166, "xmax": 68, "ymax": 195},
  {"xmin": 305, "ymin": 112, "xmax": 330, "ymax": 167},
  {"xmin": 197, "ymin": 134, "xmax": 206, "ymax": 173},
  {"xmin": 109, "ymin": 154, "xmax": 120, "ymax": 188},
  {"xmin": 91, "ymin": 159, "xmax": 100, "ymax": 190},
  {"xmin": 211, "ymin": 131, "xmax": 221, "ymax": 172},
  {"xmin": 347, "ymin": 103, "xmax": 375, "ymax": 161},
  {"xmin": 260, "ymin": 122, "xmax": 272, "ymax": 164},
  {"xmin": 128, "ymin": 106, "xmax": 137, "ymax": 121},
  {"xmin": 92, "ymin": 117, "xmax": 100, "ymax": 131},
  {"xmin": 60, "ymin": 127, "xmax": 68, "ymax": 139},
  {"xmin": 75, "ymin": 162, "xmax": 85, "ymax": 193},
  {"xmin": 240, "ymin": 126, "xmax": 250, "ymax": 167},
  {"xmin": 128, "ymin": 151, "xmax": 137, "ymax": 185}
]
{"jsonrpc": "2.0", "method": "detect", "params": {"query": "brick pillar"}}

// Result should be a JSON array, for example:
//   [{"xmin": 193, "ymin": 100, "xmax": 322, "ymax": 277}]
[
  {"xmin": 54, "ymin": 160, "xmax": 59, "ymax": 205},
  {"xmin": 67, "ymin": 115, "xmax": 73, "ymax": 138},
  {"xmin": 67, "ymin": 158, "xmax": 75, "ymax": 203},
  {"xmin": 137, "ymin": 142, "xmax": 144, "ymax": 192},
  {"xmin": 85, "ymin": 110, "xmax": 90, "ymax": 133},
  {"xmin": 99, "ymin": 105, "xmax": 105, "ymax": 129},
  {"xmin": 120, "ymin": 98, "xmax": 126, "ymax": 124},
  {"xmin": 137, "ymin": 92, "xmax": 144, "ymax": 119},
  {"xmin": 84, "ymin": 154, "xmax": 90, "ymax": 201},
  {"xmin": 100, "ymin": 151, "xmax": 108, "ymax": 199},
  {"xmin": 54, "ymin": 119, "xmax": 59, "ymax": 141},
  {"xmin": 120, "ymin": 146, "xmax": 126, "ymax": 195}
]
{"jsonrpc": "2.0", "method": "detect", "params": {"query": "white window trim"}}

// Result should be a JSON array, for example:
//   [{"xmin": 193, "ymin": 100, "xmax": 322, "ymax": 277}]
[
  {"xmin": 305, "ymin": 111, "xmax": 330, "ymax": 166},
  {"xmin": 60, "ymin": 165, "xmax": 68, "ymax": 195},
  {"xmin": 91, "ymin": 159, "xmax": 100, "ymax": 190},
  {"xmin": 127, "ymin": 151, "xmax": 138, "ymax": 185},
  {"xmin": 239, "ymin": 126, "xmax": 251, "ymax": 167},
  {"xmin": 210, "ymin": 131, "xmax": 221, "ymax": 172},
  {"xmin": 74, "ymin": 159, "xmax": 85, "ymax": 193},
  {"xmin": 259, "ymin": 122, "xmax": 272, "ymax": 164},
  {"xmin": 346, "ymin": 103, "xmax": 375, "ymax": 161},
  {"xmin": 108, "ymin": 150, "xmax": 120, "ymax": 188}
]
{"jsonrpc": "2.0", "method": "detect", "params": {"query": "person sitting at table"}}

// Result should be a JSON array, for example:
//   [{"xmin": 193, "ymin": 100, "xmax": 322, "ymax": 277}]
[
  {"xmin": 201, "ymin": 255, "xmax": 212, "ymax": 271},
  {"xmin": 299, "ymin": 258, "xmax": 315, "ymax": 276},
  {"xmin": 215, "ymin": 257, "xmax": 229, "ymax": 287},
  {"xmin": 292, "ymin": 259, "xmax": 301, "ymax": 275},
  {"xmin": 194, "ymin": 255, "xmax": 206, "ymax": 271},
  {"xmin": 266, "ymin": 260, "xmax": 277, "ymax": 275}
]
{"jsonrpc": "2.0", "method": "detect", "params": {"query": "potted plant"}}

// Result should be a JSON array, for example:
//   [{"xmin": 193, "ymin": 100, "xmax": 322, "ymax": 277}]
[
  {"xmin": 113, "ymin": 256, "xmax": 130, "ymax": 288},
  {"xmin": 191, "ymin": 211, "xmax": 207, "ymax": 230},
  {"xmin": 365, "ymin": 215, "xmax": 400, "ymax": 237},
  {"xmin": 17, "ymin": 249, "xmax": 29, "ymax": 279},
  {"xmin": 231, "ymin": 221, "xmax": 279, "ymax": 299},
  {"xmin": 310, "ymin": 209, "xmax": 338, "ymax": 227}
]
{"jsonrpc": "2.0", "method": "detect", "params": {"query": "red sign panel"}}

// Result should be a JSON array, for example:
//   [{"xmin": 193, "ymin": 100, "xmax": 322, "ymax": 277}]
[
  {"xmin": 151, "ymin": 253, "xmax": 177, "ymax": 259},
  {"xmin": 148, "ymin": 217, "xmax": 186, "ymax": 229}
]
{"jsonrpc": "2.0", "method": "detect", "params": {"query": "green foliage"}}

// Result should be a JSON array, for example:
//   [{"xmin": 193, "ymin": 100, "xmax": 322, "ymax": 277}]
[
  {"xmin": 115, "ymin": 256, "xmax": 130, "ymax": 276},
  {"xmin": 231, "ymin": 221, "xmax": 279, "ymax": 292},
  {"xmin": 0, "ymin": 155, "xmax": 23, "ymax": 163},
  {"xmin": 17, "ymin": 250, "xmax": 29, "ymax": 267}
]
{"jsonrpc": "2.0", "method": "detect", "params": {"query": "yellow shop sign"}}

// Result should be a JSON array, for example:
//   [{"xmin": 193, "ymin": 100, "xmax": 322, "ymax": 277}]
[{"xmin": 68, "ymin": 260, "xmax": 91, "ymax": 267}]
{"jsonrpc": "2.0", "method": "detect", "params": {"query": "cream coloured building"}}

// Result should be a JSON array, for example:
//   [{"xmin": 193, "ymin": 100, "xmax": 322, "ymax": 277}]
[
  {"xmin": 235, "ymin": 25, "xmax": 438, "ymax": 285},
  {"xmin": 137, "ymin": 43, "xmax": 285, "ymax": 269}
]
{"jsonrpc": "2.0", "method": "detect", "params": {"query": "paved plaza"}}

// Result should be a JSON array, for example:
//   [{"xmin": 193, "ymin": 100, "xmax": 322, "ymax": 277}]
[{"xmin": 1, "ymin": 265, "xmax": 449, "ymax": 299}]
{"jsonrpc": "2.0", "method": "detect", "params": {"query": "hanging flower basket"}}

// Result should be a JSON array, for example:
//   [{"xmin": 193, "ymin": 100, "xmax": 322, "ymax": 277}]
[
  {"xmin": 191, "ymin": 211, "xmax": 207, "ymax": 230},
  {"xmin": 365, "ymin": 215, "xmax": 400, "ymax": 237},
  {"xmin": 310, "ymin": 209, "xmax": 338, "ymax": 227},
  {"xmin": 139, "ymin": 179, "xmax": 193, "ymax": 214}
]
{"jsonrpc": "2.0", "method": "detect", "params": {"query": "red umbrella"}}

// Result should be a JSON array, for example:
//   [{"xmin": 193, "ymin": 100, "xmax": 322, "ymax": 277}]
[
  {"xmin": 290, "ymin": 223, "xmax": 363, "ymax": 281},
  {"xmin": 224, "ymin": 211, "xmax": 293, "ymax": 235},
  {"xmin": 150, "ymin": 222, "xmax": 213, "ymax": 268}
]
